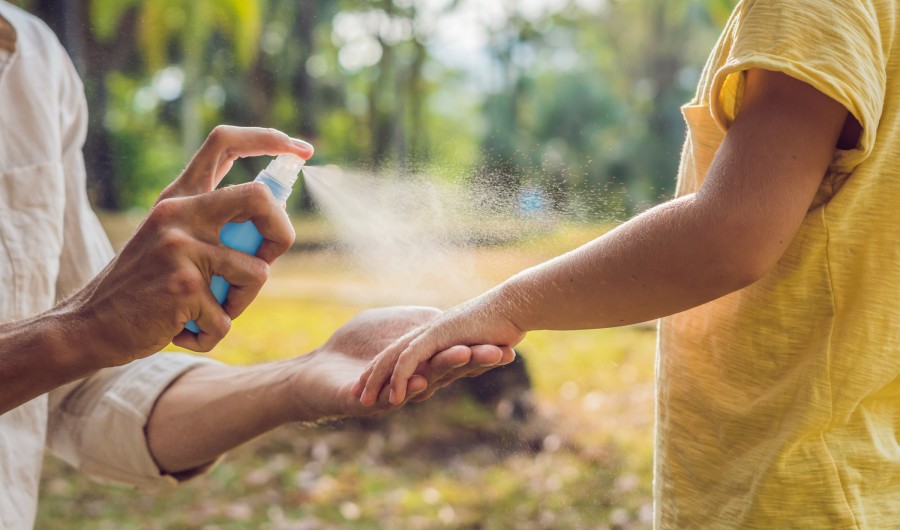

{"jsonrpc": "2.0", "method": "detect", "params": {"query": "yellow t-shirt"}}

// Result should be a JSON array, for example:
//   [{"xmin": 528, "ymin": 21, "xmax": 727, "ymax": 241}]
[{"xmin": 657, "ymin": 0, "xmax": 899, "ymax": 528}]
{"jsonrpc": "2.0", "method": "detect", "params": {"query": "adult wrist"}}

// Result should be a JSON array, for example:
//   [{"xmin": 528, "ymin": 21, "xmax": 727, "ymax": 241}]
[
  {"xmin": 279, "ymin": 353, "xmax": 344, "ymax": 425},
  {"xmin": 53, "ymin": 291, "xmax": 122, "ymax": 371},
  {"xmin": 279, "ymin": 356, "xmax": 319, "ymax": 424},
  {"xmin": 27, "ymin": 306, "xmax": 105, "ymax": 385},
  {"xmin": 267, "ymin": 359, "xmax": 314, "ymax": 425}
]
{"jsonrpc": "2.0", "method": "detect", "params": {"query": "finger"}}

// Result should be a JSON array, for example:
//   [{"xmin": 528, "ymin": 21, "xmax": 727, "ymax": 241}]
[
  {"xmin": 410, "ymin": 345, "xmax": 511, "ymax": 403},
  {"xmin": 205, "ymin": 245, "xmax": 270, "ymax": 319},
  {"xmin": 409, "ymin": 371, "xmax": 459, "ymax": 402},
  {"xmin": 351, "ymin": 367, "xmax": 371, "ymax": 398},
  {"xmin": 458, "ymin": 345, "xmax": 511, "ymax": 379},
  {"xmin": 360, "ymin": 335, "xmax": 413, "ymax": 407},
  {"xmin": 407, "ymin": 375, "xmax": 428, "ymax": 399},
  {"xmin": 360, "ymin": 350, "xmax": 398, "ymax": 407},
  {"xmin": 469, "ymin": 344, "xmax": 504, "ymax": 366},
  {"xmin": 388, "ymin": 335, "xmax": 440, "ymax": 405},
  {"xmin": 444, "ymin": 344, "xmax": 503, "ymax": 380},
  {"xmin": 498, "ymin": 346, "xmax": 516, "ymax": 365},
  {"xmin": 404, "ymin": 345, "xmax": 471, "ymax": 401},
  {"xmin": 416, "ymin": 345, "xmax": 502, "ymax": 398},
  {"xmin": 362, "ymin": 381, "xmax": 395, "ymax": 415},
  {"xmin": 172, "ymin": 287, "xmax": 232, "ymax": 352},
  {"xmin": 191, "ymin": 183, "xmax": 296, "ymax": 263},
  {"xmin": 409, "ymin": 380, "xmax": 454, "ymax": 402},
  {"xmin": 170, "ymin": 126, "xmax": 314, "ymax": 198},
  {"xmin": 424, "ymin": 345, "xmax": 472, "ymax": 380},
  {"xmin": 366, "ymin": 374, "xmax": 425, "ymax": 410},
  {"xmin": 376, "ymin": 375, "xmax": 428, "ymax": 406},
  {"xmin": 254, "ymin": 205, "xmax": 295, "ymax": 264}
]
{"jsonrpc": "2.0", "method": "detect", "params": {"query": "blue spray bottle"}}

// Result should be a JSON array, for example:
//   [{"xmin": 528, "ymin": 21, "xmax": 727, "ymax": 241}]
[{"xmin": 185, "ymin": 154, "xmax": 306, "ymax": 333}]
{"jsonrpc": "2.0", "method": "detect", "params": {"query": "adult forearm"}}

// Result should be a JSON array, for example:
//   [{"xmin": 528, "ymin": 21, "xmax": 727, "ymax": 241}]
[
  {"xmin": 145, "ymin": 361, "xmax": 298, "ymax": 474},
  {"xmin": 0, "ymin": 307, "xmax": 102, "ymax": 414},
  {"xmin": 500, "ymin": 193, "xmax": 757, "ymax": 332}
]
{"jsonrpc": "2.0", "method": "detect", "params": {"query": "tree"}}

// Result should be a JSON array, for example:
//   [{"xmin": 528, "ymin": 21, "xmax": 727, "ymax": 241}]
[{"xmin": 90, "ymin": 0, "xmax": 264, "ymax": 159}]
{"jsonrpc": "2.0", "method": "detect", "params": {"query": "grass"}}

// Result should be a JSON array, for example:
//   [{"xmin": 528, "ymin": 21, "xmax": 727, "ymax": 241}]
[{"xmin": 36, "ymin": 217, "xmax": 656, "ymax": 529}]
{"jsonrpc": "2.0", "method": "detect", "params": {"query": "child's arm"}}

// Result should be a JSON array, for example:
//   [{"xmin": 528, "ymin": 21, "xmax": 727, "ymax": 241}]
[{"xmin": 355, "ymin": 69, "xmax": 854, "ymax": 406}]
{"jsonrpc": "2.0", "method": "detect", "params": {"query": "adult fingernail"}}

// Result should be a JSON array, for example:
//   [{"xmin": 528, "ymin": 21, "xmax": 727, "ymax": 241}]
[{"xmin": 291, "ymin": 138, "xmax": 314, "ymax": 156}]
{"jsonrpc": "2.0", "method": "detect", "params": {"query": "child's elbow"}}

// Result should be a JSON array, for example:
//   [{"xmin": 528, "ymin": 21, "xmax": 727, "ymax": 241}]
[{"xmin": 713, "ymin": 232, "xmax": 784, "ymax": 293}]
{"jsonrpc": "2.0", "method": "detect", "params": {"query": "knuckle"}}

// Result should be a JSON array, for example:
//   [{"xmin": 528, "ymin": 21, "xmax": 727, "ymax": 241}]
[
  {"xmin": 158, "ymin": 228, "xmax": 191, "ymax": 254},
  {"xmin": 246, "ymin": 181, "xmax": 273, "ymax": 207},
  {"xmin": 166, "ymin": 268, "xmax": 202, "ymax": 297},
  {"xmin": 194, "ymin": 338, "xmax": 215, "ymax": 353},
  {"xmin": 149, "ymin": 198, "xmax": 180, "ymax": 224},
  {"xmin": 207, "ymin": 125, "xmax": 231, "ymax": 145},
  {"xmin": 155, "ymin": 183, "xmax": 177, "ymax": 203},
  {"xmin": 222, "ymin": 146, "xmax": 238, "ymax": 164},
  {"xmin": 250, "ymin": 259, "xmax": 270, "ymax": 285},
  {"xmin": 285, "ymin": 220, "xmax": 297, "ymax": 244},
  {"xmin": 213, "ymin": 315, "xmax": 232, "ymax": 339},
  {"xmin": 269, "ymin": 235, "xmax": 293, "ymax": 259},
  {"xmin": 195, "ymin": 316, "xmax": 230, "ymax": 352}
]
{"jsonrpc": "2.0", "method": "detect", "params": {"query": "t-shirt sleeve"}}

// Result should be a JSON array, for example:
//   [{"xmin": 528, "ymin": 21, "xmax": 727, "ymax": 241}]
[{"xmin": 709, "ymin": 0, "xmax": 888, "ymax": 171}]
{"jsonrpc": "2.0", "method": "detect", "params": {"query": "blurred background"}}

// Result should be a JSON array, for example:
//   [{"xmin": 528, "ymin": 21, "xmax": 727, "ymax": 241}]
[
  {"xmin": 20, "ymin": 0, "xmax": 731, "ymax": 213},
  {"xmin": 14, "ymin": 0, "xmax": 735, "ymax": 528}
]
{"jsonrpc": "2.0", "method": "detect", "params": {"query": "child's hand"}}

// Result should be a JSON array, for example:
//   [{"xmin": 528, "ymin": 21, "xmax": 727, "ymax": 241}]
[{"xmin": 352, "ymin": 290, "xmax": 526, "ymax": 406}]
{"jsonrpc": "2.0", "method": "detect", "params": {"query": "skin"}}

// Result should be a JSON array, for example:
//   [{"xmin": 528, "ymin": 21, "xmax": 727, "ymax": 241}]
[
  {"xmin": 0, "ymin": 123, "xmax": 511, "ymax": 477},
  {"xmin": 146, "ymin": 306, "xmax": 514, "ymax": 473},
  {"xmin": 354, "ymin": 69, "xmax": 857, "ymax": 406},
  {"xmin": 0, "ymin": 126, "xmax": 311, "ymax": 415}
]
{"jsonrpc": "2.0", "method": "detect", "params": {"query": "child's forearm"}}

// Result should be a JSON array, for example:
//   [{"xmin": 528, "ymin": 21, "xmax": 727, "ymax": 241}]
[
  {"xmin": 497, "ymin": 69, "xmax": 851, "ymax": 334},
  {"xmin": 498, "ymin": 192, "xmax": 758, "ymax": 332},
  {"xmin": 360, "ymin": 68, "xmax": 850, "ymax": 405}
]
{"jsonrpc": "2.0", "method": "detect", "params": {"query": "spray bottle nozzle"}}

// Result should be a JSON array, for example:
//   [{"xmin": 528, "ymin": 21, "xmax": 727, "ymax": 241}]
[{"xmin": 264, "ymin": 154, "xmax": 306, "ymax": 189}]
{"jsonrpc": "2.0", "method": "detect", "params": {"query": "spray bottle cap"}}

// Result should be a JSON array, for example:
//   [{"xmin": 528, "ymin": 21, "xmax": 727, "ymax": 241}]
[{"xmin": 264, "ymin": 154, "xmax": 306, "ymax": 189}]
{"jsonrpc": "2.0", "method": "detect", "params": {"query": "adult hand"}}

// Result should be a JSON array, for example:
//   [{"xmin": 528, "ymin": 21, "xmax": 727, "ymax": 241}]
[
  {"xmin": 145, "ymin": 306, "xmax": 514, "ymax": 473},
  {"xmin": 352, "ymin": 288, "xmax": 525, "ymax": 406},
  {"xmin": 284, "ymin": 306, "xmax": 516, "ymax": 421},
  {"xmin": 64, "ymin": 126, "xmax": 313, "ymax": 367}
]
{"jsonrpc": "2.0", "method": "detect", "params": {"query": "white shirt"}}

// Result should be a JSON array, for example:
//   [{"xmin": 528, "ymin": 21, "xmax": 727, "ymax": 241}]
[{"xmin": 0, "ymin": 4, "xmax": 216, "ymax": 529}]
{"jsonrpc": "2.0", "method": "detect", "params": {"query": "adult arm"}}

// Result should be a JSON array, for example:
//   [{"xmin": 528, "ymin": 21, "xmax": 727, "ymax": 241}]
[
  {"xmin": 357, "ymin": 69, "xmax": 853, "ymax": 405},
  {"xmin": 0, "ymin": 126, "xmax": 312, "ymax": 415},
  {"xmin": 145, "ymin": 307, "xmax": 514, "ymax": 475}
]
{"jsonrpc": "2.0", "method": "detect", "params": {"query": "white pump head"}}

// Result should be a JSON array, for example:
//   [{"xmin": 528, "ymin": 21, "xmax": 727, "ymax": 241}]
[{"xmin": 264, "ymin": 154, "xmax": 306, "ymax": 189}]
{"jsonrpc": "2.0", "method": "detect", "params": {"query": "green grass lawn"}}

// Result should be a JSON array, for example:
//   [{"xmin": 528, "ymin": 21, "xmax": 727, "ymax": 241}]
[{"xmin": 36, "ymin": 218, "xmax": 656, "ymax": 530}]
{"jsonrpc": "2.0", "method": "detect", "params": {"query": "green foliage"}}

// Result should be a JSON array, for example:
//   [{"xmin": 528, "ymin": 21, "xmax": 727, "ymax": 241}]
[
  {"xmin": 88, "ymin": 0, "xmax": 138, "ymax": 42},
  {"xmin": 91, "ymin": 0, "xmax": 262, "ymax": 70},
  {"xmin": 29, "ymin": 0, "xmax": 737, "ymax": 213}
]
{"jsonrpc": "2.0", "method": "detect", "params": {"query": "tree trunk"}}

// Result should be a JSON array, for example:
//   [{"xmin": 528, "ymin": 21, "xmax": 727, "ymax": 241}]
[
  {"xmin": 406, "ymin": 39, "xmax": 428, "ymax": 164},
  {"xmin": 367, "ymin": 0, "xmax": 397, "ymax": 169},
  {"xmin": 292, "ymin": 0, "xmax": 317, "ymax": 139},
  {"xmin": 181, "ymin": 8, "xmax": 207, "ymax": 163}
]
